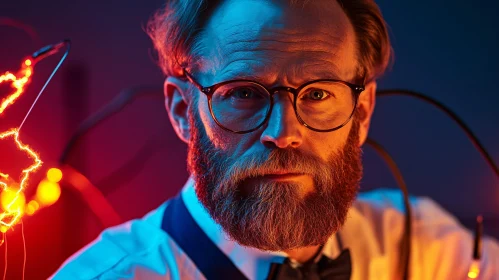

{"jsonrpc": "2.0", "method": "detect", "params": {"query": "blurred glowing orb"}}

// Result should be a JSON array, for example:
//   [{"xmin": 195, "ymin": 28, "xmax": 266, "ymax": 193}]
[
  {"xmin": 36, "ymin": 179, "xmax": 61, "ymax": 206},
  {"xmin": 25, "ymin": 200, "xmax": 40, "ymax": 216},
  {"xmin": 47, "ymin": 168, "xmax": 63, "ymax": 183},
  {"xmin": 1, "ymin": 188, "xmax": 26, "ymax": 214}
]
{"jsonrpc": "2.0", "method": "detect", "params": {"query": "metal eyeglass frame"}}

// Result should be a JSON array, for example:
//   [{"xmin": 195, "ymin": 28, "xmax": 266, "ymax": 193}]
[{"xmin": 183, "ymin": 68, "xmax": 366, "ymax": 134}]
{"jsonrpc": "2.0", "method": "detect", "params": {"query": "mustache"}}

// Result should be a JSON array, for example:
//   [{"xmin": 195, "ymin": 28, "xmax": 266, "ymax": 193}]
[{"xmin": 217, "ymin": 148, "xmax": 334, "ymax": 187}]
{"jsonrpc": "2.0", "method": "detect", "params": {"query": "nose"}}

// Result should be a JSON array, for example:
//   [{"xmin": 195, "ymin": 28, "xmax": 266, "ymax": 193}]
[{"xmin": 260, "ymin": 92, "xmax": 303, "ymax": 149}]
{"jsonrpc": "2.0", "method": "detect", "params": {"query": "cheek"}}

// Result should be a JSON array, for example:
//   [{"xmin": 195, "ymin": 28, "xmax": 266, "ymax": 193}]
[
  {"xmin": 306, "ymin": 122, "xmax": 352, "ymax": 161},
  {"xmin": 196, "ymin": 96, "xmax": 237, "ymax": 150},
  {"xmin": 195, "ymin": 96, "xmax": 262, "ymax": 156}
]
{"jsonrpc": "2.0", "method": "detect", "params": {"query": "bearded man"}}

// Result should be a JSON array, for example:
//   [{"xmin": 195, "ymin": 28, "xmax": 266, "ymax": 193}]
[{"xmin": 52, "ymin": 0, "xmax": 499, "ymax": 279}]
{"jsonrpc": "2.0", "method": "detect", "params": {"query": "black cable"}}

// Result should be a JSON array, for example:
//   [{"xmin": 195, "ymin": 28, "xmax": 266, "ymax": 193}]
[
  {"xmin": 58, "ymin": 86, "xmax": 163, "ymax": 164},
  {"xmin": 374, "ymin": 88, "xmax": 499, "ymax": 279},
  {"xmin": 17, "ymin": 40, "xmax": 71, "ymax": 131},
  {"xmin": 55, "ymin": 86, "xmax": 163, "ymax": 229},
  {"xmin": 365, "ymin": 138, "xmax": 412, "ymax": 280},
  {"xmin": 96, "ymin": 128, "xmax": 168, "ymax": 195},
  {"xmin": 377, "ymin": 89, "xmax": 498, "ymax": 177}
]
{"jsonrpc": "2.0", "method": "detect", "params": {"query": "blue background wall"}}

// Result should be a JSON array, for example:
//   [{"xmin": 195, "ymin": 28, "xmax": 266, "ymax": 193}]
[{"xmin": 1, "ymin": 0, "xmax": 498, "ymax": 278}]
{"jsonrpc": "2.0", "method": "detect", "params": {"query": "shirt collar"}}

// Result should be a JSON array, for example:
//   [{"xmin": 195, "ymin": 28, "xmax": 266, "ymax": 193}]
[{"xmin": 180, "ymin": 177, "xmax": 340, "ymax": 279}]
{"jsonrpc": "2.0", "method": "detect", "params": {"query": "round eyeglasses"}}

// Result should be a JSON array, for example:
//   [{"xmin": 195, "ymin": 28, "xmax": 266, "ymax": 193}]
[{"xmin": 183, "ymin": 68, "xmax": 365, "ymax": 134}]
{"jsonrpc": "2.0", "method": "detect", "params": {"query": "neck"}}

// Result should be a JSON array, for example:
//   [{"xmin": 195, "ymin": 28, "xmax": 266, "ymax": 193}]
[{"xmin": 283, "ymin": 244, "xmax": 322, "ymax": 264}]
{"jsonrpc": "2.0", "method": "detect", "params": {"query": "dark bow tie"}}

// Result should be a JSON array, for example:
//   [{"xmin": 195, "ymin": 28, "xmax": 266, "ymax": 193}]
[{"xmin": 266, "ymin": 249, "xmax": 352, "ymax": 280}]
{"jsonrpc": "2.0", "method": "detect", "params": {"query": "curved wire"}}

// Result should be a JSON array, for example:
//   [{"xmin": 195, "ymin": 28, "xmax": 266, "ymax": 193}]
[
  {"xmin": 18, "ymin": 40, "xmax": 71, "ymax": 131},
  {"xmin": 365, "ymin": 138, "xmax": 412, "ymax": 280},
  {"xmin": 96, "ymin": 128, "xmax": 168, "ymax": 195},
  {"xmin": 60, "ymin": 165, "xmax": 122, "ymax": 227},
  {"xmin": 0, "ymin": 17, "xmax": 41, "ymax": 46},
  {"xmin": 377, "ymin": 89, "xmax": 498, "ymax": 177},
  {"xmin": 58, "ymin": 86, "xmax": 162, "ymax": 164}
]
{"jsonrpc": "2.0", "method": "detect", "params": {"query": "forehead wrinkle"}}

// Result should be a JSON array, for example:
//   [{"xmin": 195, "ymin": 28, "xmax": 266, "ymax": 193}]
[
  {"xmin": 215, "ymin": 14, "xmax": 348, "ymax": 49},
  {"xmin": 215, "ymin": 47, "xmax": 348, "ymax": 85},
  {"xmin": 217, "ymin": 60, "xmax": 347, "ymax": 88},
  {"xmin": 216, "ymin": 31, "xmax": 348, "ymax": 68},
  {"xmin": 219, "ymin": 36, "xmax": 346, "ymax": 70},
  {"xmin": 295, "ymin": 63, "xmax": 345, "ymax": 81},
  {"xmin": 197, "ymin": 0, "xmax": 358, "ymax": 85},
  {"xmin": 217, "ymin": 58, "xmax": 276, "ymax": 84},
  {"xmin": 225, "ymin": 48, "xmax": 337, "ymax": 58},
  {"xmin": 276, "ymin": 64, "xmax": 338, "ymax": 87},
  {"xmin": 192, "ymin": 29, "xmax": 221, "ymax": 75},
  {"xmin": 258, "ymin": 28, "xmax": 347, "ymax": 42},
  {"xmin": 218, "ymin": 66, "xmax": 272, "ymax": 83},
  {"xmin": 217, "ymin": 27, "xmax": 262, "ymax": 45},
  {"xmin": 221, "ymin": 28, "xmax": 346, "ymax": 53},
  {"xmin": 223, "ymin": 40, "xmax": 342, "ymax": 56},
  {"xmin": 222, "ymin": 48, "xmax": 344, "ymax": 75},
  {"xmin": 202, "ymin": 45, "xmax": 353, "ymax": 86}
]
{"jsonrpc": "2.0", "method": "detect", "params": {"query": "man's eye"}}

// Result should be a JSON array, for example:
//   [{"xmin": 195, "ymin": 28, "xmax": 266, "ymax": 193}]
[
  {"xmin": 303, "ymin": 89, "xmax": 331, "ymax": 101},
  {"xmin": 229, "ymin": 87, "xmax": 264, "ymax": 99}
]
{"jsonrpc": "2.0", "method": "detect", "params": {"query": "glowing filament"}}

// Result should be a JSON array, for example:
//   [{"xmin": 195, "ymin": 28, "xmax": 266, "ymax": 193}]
[
  {"xmin": 0, "ymin": 59, "xmax": 33, "ymax": 114},
  {"xmin": 0, "ymin": 129, "xmax": 42, "ymax": 228},
  {"xmin": 0, "ymin": 56, "xmax": 42, "ymax": 231}
]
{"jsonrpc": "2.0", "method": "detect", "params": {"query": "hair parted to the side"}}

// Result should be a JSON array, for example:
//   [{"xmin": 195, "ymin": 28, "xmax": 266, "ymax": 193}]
[{"xmin": 146, "ymin": 0, "xmax": 392, "ymax": 81}]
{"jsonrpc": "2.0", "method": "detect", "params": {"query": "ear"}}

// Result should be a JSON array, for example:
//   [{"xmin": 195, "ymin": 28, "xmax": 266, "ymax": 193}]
[
  {"xmin": 164, "ymin": 76, "xmax": 192, "ymax": 144},
  {"xmin": 356, "ymin": 80, "xmax": 376, "ymax": 146}
]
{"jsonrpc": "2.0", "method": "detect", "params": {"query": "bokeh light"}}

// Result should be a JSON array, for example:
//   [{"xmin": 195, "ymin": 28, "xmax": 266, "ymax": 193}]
[
  {"xmin": 47, "ymin": 168, "xmax": 63, "ymax": 183},
  {"xmin": 36, "ymin": 179, "xmax": 61, "ymax": 206},
  {"xmin": 1, "ymin": 189, "xmax": 26, "ymax": 215}
]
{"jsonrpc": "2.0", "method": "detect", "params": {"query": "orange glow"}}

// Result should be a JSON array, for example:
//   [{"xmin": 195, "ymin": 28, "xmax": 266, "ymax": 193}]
[
  {"xmin": 0, "ymin": 58, "xmax": 34, "ymax": 115},
  {"xmin": 25, "ymin": 200, "xmax": 40, "ymax": 216},
  {"xmin": 467, "ymin": 260, "xmax": 480, "ymax": 279},
  {"xmin": 36, "ymin": 179, "xmax": 61, "ymax": 206},
  {"xmin": 47, "ymin": 167, "xmax": 63, "ymax": 183},
  {"xmin": 29, "ymin": 200, "xmax": 39, "ymax": 210},
  {"xmin": 25, "ymin": 205, "xmax": 34, "ymax": 215},
  {"xmin": 1, "ymin": 189, "xmax": 26, "ymax": 215},
  {"xmin": 0, "ymin": 129, "xmax": 42, "ymax": 229}
]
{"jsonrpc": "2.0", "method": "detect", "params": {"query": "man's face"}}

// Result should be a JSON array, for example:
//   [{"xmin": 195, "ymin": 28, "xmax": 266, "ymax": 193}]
[{"xmin": 168, "ymin": 0, "xmax": 373, "ymax": 251}]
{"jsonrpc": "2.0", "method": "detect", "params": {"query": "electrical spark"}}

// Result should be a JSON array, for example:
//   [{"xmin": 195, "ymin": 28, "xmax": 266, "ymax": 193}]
[
  {"xmin": 0, "ymin": 129, "xmax": 42, "ymax": 229},
  {"xmin": 0, "ymin": 59, "xmax": 33, "ymax": 115},
  {"xmin": 0, "ymin": 58, "xmax": 42, "ymax": 232}
]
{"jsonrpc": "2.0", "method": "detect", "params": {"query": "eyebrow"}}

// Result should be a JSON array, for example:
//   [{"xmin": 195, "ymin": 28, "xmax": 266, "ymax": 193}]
[
  {"xmin": 301, "ymin": 69, "xmax": 344, "ymax": 81},
  {"xmin": 218, "ymin": 72, "xmax": 264, "ymax": 81},
  {"xmin": 216, "ymin": 68, "xmax": 346, "ymax": 86}
]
